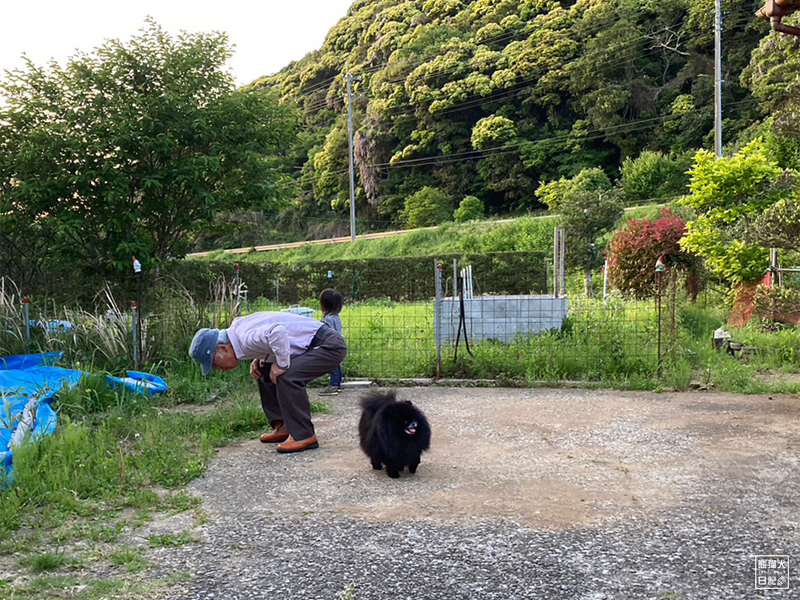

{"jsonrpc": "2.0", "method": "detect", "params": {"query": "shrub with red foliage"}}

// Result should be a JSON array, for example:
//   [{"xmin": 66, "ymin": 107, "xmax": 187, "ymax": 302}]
[{"xmin": 607, "ymin": 209, "xmax": 703, "ymax": 299}]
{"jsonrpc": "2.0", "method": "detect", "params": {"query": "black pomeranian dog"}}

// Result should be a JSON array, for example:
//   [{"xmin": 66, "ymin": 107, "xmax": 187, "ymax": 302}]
[{"xmin": 358, "ymin": 391, "xmax": 431, "ymax": 478}]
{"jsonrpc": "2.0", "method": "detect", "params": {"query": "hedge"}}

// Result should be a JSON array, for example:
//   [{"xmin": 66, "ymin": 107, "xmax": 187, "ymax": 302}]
[
  {"xmin": 167, "ymin": 251, "xmax": 548, "ymax": 304},
  {"xmin": 11, "ymin": 251, "xmax": 547, "ymax": 309}
]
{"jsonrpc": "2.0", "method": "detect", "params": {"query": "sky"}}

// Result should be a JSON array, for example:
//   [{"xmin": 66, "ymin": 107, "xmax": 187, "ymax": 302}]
[{"xmin": 3, "ymin": 0, "xmax": 356, "ymax": 86}]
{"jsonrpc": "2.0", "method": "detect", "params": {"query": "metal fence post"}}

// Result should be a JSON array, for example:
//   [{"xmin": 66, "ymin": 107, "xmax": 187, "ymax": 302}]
[
  {"xmin": 132, "ymin": 301, "xmax": 139, "ymax": 367},
  {"xmin": 234, "ymin": 263, "xmax": 241, "ymax": 316},
  {"xmin": 133, "ymin": 257, "xmax": 143, "ymax": 364},
  {"xmin": 559, "ymin": 228, "xmax": 566, "ymax": 296},
  {"xmin": 434, "ymin": 260, "xmax": 443, "ymax": 379},
  {"xmin": 655, "ymin": 258, "xmax": 665, "ymax": 378},
  {"xmin": 453, "ymin": 259, "xmax": 458, "ymax": 299},
  {"xmin": 23, "ymin": 297, "xmax": 30, "ymax": 346}
]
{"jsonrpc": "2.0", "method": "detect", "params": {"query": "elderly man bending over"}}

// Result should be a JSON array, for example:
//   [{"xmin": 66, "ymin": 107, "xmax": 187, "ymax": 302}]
[{"xmin": 189, "ymin": 312, "xmax": 347, "ymax": 453}]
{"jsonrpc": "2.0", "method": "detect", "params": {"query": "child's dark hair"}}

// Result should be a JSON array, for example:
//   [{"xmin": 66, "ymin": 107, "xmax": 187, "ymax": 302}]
[{"xmin": 319, "ymin": 288, "xmax": 343, "ymax": 314}]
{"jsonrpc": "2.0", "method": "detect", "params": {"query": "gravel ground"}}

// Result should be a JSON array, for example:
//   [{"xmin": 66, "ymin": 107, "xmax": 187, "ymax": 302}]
[{"xmin": 141, "ymin": 387, "xmax": 800, "ymax": 600}]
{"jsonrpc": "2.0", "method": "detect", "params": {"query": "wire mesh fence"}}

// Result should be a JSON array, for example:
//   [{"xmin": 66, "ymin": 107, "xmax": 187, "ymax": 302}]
[{"xmin": 1, "ymin": 258, "xmax": 667, "ymax": 386}]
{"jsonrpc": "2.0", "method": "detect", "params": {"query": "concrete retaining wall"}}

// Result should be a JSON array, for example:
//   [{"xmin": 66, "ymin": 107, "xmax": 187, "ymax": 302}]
[{"xmin": 435, "ymin": 295, "xmax": 568, "ymax": 343}]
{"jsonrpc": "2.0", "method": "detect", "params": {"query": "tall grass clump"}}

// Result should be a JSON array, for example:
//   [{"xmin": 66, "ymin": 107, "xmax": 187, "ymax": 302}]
[
  {"xmin": 0, "ymin": 281, "xmax": 135, "ymax": 372},
  {"xmin": 0, "ymin": 378, "xmax": 267, "ymax": 537},
  {"xmin": 440, "ymin": 297, "xmax": 659, "ymax": 385},
  {"xmin": 0, "ymin": 278, "xmax": 29, "ymax": 357},
  {"xmin": 147, "ymin": 276, "xmax": 243, "ymax": 367}
]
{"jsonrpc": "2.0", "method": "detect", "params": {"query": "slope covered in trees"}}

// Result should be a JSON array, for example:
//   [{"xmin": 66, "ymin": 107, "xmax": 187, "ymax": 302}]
[{"xmin": 250, "ymin": 0, "xmax": 767, "ymax": 236}]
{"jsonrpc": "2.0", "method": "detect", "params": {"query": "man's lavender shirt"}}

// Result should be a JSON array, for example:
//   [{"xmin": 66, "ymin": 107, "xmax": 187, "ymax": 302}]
[{"xmin": 226, "ymin": 312, "xmax": 323, "ymax": 369}]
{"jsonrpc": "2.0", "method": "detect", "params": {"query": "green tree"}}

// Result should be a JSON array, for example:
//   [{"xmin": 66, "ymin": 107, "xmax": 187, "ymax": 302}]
[
  {"xmin": 742, "ymin": 27, "xmax": 800, "ymax": 139},
  {"xmin": 471, "ymin": 115, "xmax": 517, "ymax": 150},
  {"xmin": 619, "ymin": 151, "xmax": 690, "ymax": 203},
  {"xmin": 453, "ymin": 195, "xmax": 485, "ymax": 222},
  {"xmin": 535, "ymin": 168, "xmax": 612, "ymax": 210},
  {"xmin": 679, "ymin": 139, "xmax": 794, "ymax": 286},
  {"xmin": 0, "ymin": 20, "xmax": 297, "ymax": 278},
  {"xmin": 752, "ymin": 196, "xmax": 800, "ymax": 252},
  {"xmin": 536, "ymin": 168, "xmax": 623, "ymax": 296},
  {"xmin": 402, "ymin": 187, "xmax": 454, "ymax": 228}
]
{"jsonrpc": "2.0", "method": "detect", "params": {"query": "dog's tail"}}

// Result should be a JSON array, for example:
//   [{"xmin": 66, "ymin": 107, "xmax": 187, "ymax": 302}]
[{"xmin": 360, "ymin": 390, "xmax": 397, "ymax": 418}]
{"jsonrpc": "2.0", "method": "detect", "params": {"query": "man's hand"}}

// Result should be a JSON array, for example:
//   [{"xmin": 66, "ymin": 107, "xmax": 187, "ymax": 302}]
[
  {"xmin": 250, "ymin": 359, "xmax": 264, "ymax": 380},
  {"xmin": 270, "ymin": 363, "xmax": 287, "ymax": 385}
]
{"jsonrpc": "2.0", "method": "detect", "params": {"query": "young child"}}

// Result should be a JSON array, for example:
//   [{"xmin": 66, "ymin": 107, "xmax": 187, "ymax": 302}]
[{"xmin": 318, "ymin": 288, "xmax": 344, "ymax": 395}]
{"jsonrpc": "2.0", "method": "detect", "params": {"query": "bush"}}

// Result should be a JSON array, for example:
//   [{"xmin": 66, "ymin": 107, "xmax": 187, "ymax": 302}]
[
  {"xmin": 535, "ymin": 167, "xmax": 611, "ymax": 210},
  {"xmin": 753, "ymin": 195, "xmax": 800, "ymax": 251},
  {"xmin": 620, "ymin": 151, "xmax": 690, "ymax": 203},
  {"xmin": 166, "ymin": 251, "xmax": 547, "ymax": 304},
  {"xmin": 679, "ymin": 139, "xmax": 787, "ymax": 286},
  {"xmin": 607, "ymin": 209, "xmax": 703, "ymax": 299},
  {"xmin": 402, "ymin": 187, "xmax": 454, "ymax": 228},
  {"xmin": 453, "ymin": 196, "xmax": 485, "ymax": 222},
  {"xmin": 754, "ymin": 285, "xmax": 800, "ymax": 325}
]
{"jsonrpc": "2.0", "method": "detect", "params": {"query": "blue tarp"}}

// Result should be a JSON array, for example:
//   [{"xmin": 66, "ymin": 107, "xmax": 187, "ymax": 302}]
[{"xmin": 0, "ymin": 353, "xmax": 167, "ymax": 483}]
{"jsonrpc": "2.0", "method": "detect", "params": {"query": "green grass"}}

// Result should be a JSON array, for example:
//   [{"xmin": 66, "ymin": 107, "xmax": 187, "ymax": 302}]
[
  {"xmin": 18, "ymin": 551, "xmax": 80, "ymax": 573},
  {"xmin": 196, "ymin": 214, "xmax": 560, "ymax": 263},
  {"xmin": 108, "ymin": 548, "xmax": 151, "ymax": 573},
  {"xmin": 0, "ymin": 384, "xmax": 264, "ymax": 537},
  {"xmin": 146, "ymin": 532, "xmax": 198, "ymax": 548},
  {"xmin": 194, "ymin": 203, "xmax": 668, "ymax": 265},
  {"xmin": 0, "ymin": 573, "xmax": 185, "ymax": 600}
]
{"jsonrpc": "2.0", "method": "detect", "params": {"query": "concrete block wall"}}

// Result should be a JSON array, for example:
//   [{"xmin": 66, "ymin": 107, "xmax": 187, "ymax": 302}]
[{"xmin": 435, "ymin": 295, "xmax": 568, "ymax": 343}]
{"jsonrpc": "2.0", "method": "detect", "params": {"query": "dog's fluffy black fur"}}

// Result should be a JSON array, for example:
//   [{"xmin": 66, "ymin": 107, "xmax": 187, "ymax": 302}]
[{"xmin": 358, "ymin": 390, "xmax": 431, "ymax": 478}]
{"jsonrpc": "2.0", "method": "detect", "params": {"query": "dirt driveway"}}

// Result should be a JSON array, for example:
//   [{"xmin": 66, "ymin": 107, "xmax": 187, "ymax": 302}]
[{"xmin": 149, "ymin": 387, "xmax": 800, "ymax": 599}]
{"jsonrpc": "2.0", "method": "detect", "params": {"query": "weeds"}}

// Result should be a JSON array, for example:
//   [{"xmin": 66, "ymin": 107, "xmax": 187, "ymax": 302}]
[
  {"xmin": 18, "ymin": 550, "xmax": 80, "ymax": 573},
  {"xmin": 146, "ymin": 533, "xmax": 198, "ymax": 548},
  {"xmin": 108, "ymin": 548, "xmax": 151, "ymax": 573}
]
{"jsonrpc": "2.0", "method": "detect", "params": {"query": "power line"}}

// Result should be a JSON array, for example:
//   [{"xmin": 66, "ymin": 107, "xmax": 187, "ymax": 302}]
[
  {"xmin": 290, "ymin": 97, "xmax": 758, "ymax": 188},
  {"xmin": 287, "ymin": 5, "xmax": 756, "ymax": 116},
  {"xmin": 380, "ymin": 13, "xmax": 755, "ymax": 120},
  {"xmin": 289, "ymin": 12, "xmax": 758, "ymax": 185},
  {"xmin": 380, "ymin": 27, "xmax": 682, "ymax": 119},
  {"xmin": 299, "ymin": 11, "xmax": 633, "ymax": 115},
  {"xmin": 374, "ymin": 98, "xmax": 759, "ymax": 171}
]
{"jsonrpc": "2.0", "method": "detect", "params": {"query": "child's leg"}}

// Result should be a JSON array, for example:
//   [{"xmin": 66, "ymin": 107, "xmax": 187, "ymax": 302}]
[{"xmin": 330, "ymin": 366, "xmax": 342, "ymax": 388}]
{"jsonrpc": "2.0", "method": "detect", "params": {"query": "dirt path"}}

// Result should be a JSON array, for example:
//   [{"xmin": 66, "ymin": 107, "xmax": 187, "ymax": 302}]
[{"xmin": 147, "ymin": 387, "xmax": 800, "ymax": 599}]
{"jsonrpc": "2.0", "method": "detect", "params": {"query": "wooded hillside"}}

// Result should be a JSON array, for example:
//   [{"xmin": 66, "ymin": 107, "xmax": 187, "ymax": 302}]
[{"xmin": 250, "ymin": 0, "xmax": 767, "ymax": 235}]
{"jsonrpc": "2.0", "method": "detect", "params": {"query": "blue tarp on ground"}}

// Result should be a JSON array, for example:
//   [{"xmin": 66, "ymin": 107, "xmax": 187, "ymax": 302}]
[{"xmin": 0, "ymin": 353, "xmax": 167, "ymax": 483}]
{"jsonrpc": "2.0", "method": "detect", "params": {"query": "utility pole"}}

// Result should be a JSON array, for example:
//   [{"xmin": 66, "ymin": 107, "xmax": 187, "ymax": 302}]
[
  {"xmin": 714, "ymin": 0, "xmax": 723, "ymax": 158},
  {"xmin": 345, "ymin": 64, "xmax": 359, "ymax": 242}
]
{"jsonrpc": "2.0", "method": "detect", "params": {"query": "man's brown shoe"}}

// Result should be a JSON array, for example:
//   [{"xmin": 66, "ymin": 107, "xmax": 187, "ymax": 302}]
[
  {"xmin": 276, "ymin": 434, "xmax": 319, "ymax": 453},
  {"xmin": 259, "ymin": 423, "xmax": 289, "ymax": 444}
]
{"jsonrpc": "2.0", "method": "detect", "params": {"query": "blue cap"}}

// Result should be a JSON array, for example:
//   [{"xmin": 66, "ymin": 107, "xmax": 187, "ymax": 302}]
[{"xmin": 189, "ymin": 328, "xmax": 220, "ymax": 376}]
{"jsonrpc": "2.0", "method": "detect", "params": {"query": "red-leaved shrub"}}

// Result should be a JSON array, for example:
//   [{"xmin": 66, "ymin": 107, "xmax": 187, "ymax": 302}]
[{"xmin": 607, "ymin": 209, "xmax": 703, "ymax": 299}]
